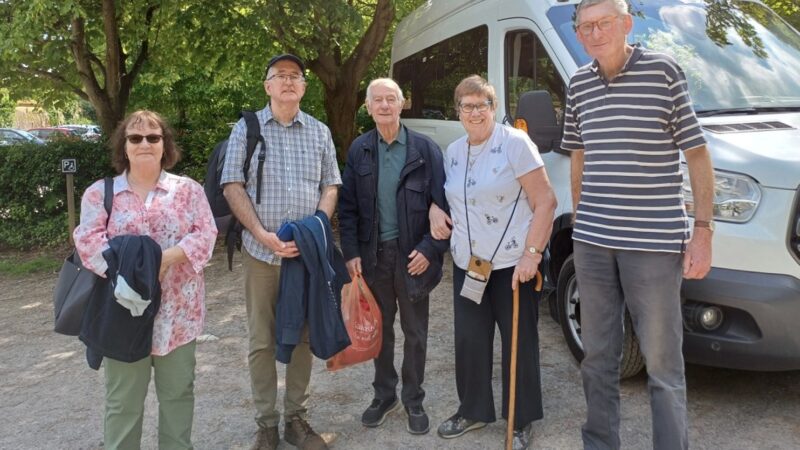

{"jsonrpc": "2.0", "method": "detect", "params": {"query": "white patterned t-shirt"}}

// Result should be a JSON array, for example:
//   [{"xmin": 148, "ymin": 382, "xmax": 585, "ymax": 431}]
[{"xmin": 444, "ymin": 124, "xmax": 544, "ymax": 271}]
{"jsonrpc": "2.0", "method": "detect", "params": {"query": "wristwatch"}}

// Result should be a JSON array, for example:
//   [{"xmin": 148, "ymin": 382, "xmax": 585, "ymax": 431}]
[
  {"xmin": 694, "ymin": 220, "xmax": 715, "ymax": 232},
  {"xmin": 526, "ymin": 245, "xmax": 540, "ymax": 256}
]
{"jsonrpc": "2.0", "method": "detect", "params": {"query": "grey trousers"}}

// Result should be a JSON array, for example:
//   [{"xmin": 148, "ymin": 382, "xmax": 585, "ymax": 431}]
[{"xmin": 574, "ymin": 241, "xmax": 688, "ymax": 450}]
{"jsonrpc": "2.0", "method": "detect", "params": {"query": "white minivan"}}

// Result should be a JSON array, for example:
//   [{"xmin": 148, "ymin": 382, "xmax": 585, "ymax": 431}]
[{"xmin": 391, "ymin": 0, "xmax": 800, "ymax": 376}]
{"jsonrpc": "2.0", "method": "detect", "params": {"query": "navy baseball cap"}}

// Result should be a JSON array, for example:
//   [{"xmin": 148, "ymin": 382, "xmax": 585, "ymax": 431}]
[{"xmin": 264, "ymin": 54, "xmax": 305, "ymax": 79}]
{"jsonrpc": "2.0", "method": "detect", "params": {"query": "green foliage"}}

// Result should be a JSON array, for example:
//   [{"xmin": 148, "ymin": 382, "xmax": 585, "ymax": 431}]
[
  {"xmin": 0, "ymin": 140, "xmax": 113, "ymax": 249},
  {"xmin": 172, "ymin": 123, "xmax": 232, "ymax": 182},
  {"xmin": 764, "ymin": 0, "xmax": 800, "ymax": 29},
  {"xmin": 0, "ymin": 255, "xmax": 61, "ymax": 276},
  {"xmin": 0, "ymin": 89, "xmax": 15, "ymax": 127}
]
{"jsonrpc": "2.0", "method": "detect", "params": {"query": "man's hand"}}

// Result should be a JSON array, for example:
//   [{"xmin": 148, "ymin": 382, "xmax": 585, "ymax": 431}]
[
  {"xmin": 429, "ymin": 203, "xmax": 452, "ymax": 240},
  {"xmin": 512, "ymin": 253, "xmax": 541, "ymax": 291},
  {"xmin": 683, "ymin": 228, "xmax": 712, "ymax": 279},
  {"xmin": 255, "ymin": 229, "xmax": 299, "ymax": 259},
  {"xmin": 407, "ymin": 250, "xmax": 430, "ymax": 276},
  {"xmin": 346, "ymin": 257, "xmax": 362, "ymax": 279}
]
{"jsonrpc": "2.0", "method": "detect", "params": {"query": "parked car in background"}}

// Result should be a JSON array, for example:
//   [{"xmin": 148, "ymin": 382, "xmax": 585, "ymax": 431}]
[
  {"xmin": 60, "ymin": 124, "xmax": 101, "ymax": 141},
  {"xmin": 27, "ymin": 127, "xmax": 81, "ymax": 141},
  {"xmin": 0, "ymin": 128, "xmax": 45, "ymax": 146}
]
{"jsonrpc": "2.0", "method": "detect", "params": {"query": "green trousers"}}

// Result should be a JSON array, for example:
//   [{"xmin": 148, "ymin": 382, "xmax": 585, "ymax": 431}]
[{"xmin": 103, "ymin": 340, "xmax": 197, "ymax": 450}]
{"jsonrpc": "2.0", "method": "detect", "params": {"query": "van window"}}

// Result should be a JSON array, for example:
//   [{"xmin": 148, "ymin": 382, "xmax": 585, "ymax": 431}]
[
  {"xmin": 548, "ymin": 0, "xmax": 800, "ymax": 113},
  {"xmin": 504, "ymin": 30, "xmax": 566, "ymax": 123},
  {"xmin": 393, "ymin": 26, "xmax": 489, "ymax": 121}
]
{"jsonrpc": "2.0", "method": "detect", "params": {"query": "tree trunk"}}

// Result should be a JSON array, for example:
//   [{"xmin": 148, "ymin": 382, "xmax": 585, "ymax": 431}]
[
  {"xmin": 299, "ymin": 0, "xmax": 396, "ymax": 162},
  {"xmin": 323, "ymin": 80, "xmax": 363, "ymax": 162},
  {"xmin": 67, "ymin": 1, "xmax": 154, "ymax": 136}
]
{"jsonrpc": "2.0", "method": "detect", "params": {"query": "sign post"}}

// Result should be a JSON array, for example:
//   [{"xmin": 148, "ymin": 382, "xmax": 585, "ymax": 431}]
[{"xmin": 62, "ymin": 159, "xmax": 77, "ymax": 244}]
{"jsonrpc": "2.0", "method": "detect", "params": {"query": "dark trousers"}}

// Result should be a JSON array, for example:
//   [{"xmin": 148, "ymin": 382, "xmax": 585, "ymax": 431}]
[
  {"xmin": 364, "ymin": 238, "xmax": 429, "ymax": 408},
  {"xmin": 453, "ymin": 263, "xmax": 543, "ymax": 428}
]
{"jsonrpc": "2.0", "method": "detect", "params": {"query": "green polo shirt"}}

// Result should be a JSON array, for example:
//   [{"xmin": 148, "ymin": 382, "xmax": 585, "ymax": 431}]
[{"xmin": 377, "ymin": 126, "xmax": 407, "ymax": 242}]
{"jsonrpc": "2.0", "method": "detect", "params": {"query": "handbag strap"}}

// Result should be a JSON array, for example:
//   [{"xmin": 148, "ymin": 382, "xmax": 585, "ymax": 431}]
[{"xmin": 103, "ymin": 177, "xmax": 113, "ymax": 227}]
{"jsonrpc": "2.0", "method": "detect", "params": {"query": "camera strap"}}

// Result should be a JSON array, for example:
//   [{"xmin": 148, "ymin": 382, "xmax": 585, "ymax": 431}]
[{"xmin": 464, "ymin": 142, "xmax": 523, "ymax": 264}]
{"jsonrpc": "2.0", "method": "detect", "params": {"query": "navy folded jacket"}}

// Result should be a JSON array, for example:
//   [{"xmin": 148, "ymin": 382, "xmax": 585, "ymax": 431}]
[
  {"xmin": 80, "ymin": 235, "xmax": 162, "ymax": 369},
  {"xmin": 276, "ymin": 211, "xmax": 351, "ymax": 363}
]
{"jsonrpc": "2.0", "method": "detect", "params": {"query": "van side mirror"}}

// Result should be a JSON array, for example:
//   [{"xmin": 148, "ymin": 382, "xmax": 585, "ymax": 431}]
[{"xmin": 515, "ymin": 90, "xmax": 562, "ymax": 153}]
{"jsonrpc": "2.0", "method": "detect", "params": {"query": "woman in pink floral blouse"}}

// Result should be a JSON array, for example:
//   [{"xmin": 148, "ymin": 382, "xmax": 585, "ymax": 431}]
[{"xmin": 73, "ymin": 110, "xmax": 217, "ymax": 449}]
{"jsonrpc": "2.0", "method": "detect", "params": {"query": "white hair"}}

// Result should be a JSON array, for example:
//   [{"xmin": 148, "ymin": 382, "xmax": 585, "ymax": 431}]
[
  {"xmin": 576, "ymin": 0, "xmax": 629, "ymax": 22},
  {"xmin": 365, "ymin": 78, "xmax": 404, "ymax": 103}
]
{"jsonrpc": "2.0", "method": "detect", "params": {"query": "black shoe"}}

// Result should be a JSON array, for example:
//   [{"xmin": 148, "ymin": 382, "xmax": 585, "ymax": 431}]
[
  {"xmin": 505, "ymin": 422, "xmax": 533, "ymax": 450},
  {"xmin": 437, "ymin": 412, "xmax": 487, "ymax": 439},
  {"xmin": 361, "ymin": 397, "xmax": 400, "ymax": 427},
  {"xmin": 405, "ymin": 405, "xmax": 430, "ymax": 434}
]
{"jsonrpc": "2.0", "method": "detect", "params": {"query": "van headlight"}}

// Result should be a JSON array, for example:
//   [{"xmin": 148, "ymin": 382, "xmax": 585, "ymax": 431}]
[{"xmin": 681, "ymin": 164, "xmax": 761, "ymax": 223}]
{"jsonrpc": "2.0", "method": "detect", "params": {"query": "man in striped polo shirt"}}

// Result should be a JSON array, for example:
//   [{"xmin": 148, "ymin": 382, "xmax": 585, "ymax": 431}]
[{"xmin": 562, "ymin": 1, "xmax": 715, "ymax": 449}]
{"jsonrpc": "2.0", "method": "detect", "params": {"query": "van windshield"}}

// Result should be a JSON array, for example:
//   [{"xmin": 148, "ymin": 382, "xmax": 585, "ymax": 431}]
[{"xmin": 547, "ymin": 0, "xmax": 800, "ymax": 113}]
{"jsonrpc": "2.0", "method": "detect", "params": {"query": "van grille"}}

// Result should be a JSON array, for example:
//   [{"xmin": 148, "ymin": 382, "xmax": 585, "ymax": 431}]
[
  {"xmin": 702, "ymin": 121, "xmax": 795, "ymax": 134},
  {"xmin": 792, "ymin": 189, "xmax": 800, "ymax": 264}
]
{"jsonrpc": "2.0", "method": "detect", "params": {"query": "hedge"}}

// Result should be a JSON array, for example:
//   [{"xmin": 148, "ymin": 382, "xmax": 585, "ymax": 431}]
[{"xmin": 0, "ymin": 129, "xmax": 225, "ymax": 250}]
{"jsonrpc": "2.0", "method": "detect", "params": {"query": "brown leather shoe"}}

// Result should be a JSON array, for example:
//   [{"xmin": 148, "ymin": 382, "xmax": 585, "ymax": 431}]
[
  {"xmin": 284, "ymin": 415, "xmax": 328, "ymax": 450},
  {"xmin": 250, "ymin": 426, "xmax": 279, "ymax": 450}
]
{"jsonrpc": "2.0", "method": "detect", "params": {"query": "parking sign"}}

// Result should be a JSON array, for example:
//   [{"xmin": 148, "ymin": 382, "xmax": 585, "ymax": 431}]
[{"xmin": 61, "ymin": 158, "xmax": 77, "ymax": 173}]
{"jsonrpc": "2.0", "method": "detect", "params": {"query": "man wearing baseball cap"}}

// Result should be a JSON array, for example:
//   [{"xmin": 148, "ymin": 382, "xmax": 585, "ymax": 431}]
[{"xmin": 222, "ymin": 53, "xmax": 340, "ymax": 450}]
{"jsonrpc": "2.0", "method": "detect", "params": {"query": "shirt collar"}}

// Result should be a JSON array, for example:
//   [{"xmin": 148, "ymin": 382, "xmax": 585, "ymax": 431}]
[
  {"xmin": 263, "ymin": 105, "xmax": 306, "ymax": 127},
  {"xmin": 378, "ymin": 124, "xmax": 407, "ymax": 146},
  {"xmin": 590, "ymin": 43, "xmax": 643, "ymax": 78},
  {"xmin": 116, "ymin": 170, "xmax": 169, "ymax": 194}
]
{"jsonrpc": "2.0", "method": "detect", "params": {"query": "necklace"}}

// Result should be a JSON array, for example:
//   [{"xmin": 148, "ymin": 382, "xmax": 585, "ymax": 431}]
[{"xmin": 468, "ymin": 139, "xmax": 489, "ymax": 170}]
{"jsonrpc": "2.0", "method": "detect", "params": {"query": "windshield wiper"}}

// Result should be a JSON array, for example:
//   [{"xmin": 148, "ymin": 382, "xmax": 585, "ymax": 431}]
[
  {"xmin": 751, "ymin": 106, "xmax": 800, "ymax": 113},
  {"xmin": 696, "ymin": 106, "xmax": 800, "ymax": 117},
  {"xmin": 696, "ymin": 108, "xmax": 758, "ymax": 117}
]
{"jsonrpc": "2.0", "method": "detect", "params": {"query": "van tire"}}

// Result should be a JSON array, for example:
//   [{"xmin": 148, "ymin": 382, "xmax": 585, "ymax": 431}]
[{"xmin": 556, "ymin": 254, "xmax": 645, "ymax": 379}]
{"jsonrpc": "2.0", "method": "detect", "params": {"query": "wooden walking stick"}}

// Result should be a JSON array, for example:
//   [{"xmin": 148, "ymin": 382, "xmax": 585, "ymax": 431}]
[{"xmin": 506, "ymin": 271, "xmax": 543, "ymax": 450}]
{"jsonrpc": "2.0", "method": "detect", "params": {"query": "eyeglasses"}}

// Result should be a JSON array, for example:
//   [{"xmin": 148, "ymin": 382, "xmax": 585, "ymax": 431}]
[
  {"xmin": 458, "ymin": 100, "xmax": 492, "ymax": 113},
  {"xmin": 126, "ymin": 134, "xmax": 163, "ymax": 144},
  {"xmin": 267, "ymin": 74, "xmax": 306, "ymax": 84},
  {"xmin": 576, "ymin": 15, "xmax": 620, "ymax": 36}
]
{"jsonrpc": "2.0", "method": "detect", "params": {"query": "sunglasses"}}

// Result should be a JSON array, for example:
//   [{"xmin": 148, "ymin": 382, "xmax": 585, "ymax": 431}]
[{"xmin": 126, "ymin": 134, "xmax": 163, "ymax": 144}]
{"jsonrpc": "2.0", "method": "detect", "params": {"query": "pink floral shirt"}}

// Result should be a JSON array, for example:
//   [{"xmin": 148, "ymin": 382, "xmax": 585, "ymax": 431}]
[{"xmin": 73, "ymin": 171, "xmax": 217, "ymax": 356}]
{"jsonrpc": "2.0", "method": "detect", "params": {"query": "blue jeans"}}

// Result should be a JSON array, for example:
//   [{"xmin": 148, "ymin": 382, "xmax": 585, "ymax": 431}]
[{"xmin": 574, "ymin": 241, "xmax": 687, "ymax": 450}]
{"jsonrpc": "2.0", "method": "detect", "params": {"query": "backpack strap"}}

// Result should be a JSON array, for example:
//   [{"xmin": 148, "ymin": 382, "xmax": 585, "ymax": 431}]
[
  {"xmin": 240, "ymin": 111, "xmax": 267, "ymax": 204},
  {"xmin": 103, "ymin": 177, "xmax": 113, "ymax": 227},
  {"xmin": 226, "ymin": 111, "xmax": 266, "ymax": 270}
]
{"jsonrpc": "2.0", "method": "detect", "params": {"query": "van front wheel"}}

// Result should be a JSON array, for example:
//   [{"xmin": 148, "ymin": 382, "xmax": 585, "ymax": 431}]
[{"xmin": 556, "ymin": 254, "xmax": 645, "ymax": 379}]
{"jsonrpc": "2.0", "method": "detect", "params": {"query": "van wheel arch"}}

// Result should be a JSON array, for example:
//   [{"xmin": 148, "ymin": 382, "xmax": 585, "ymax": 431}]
[{"xmin": 555, "ymin": 254, "xmax": 645, "ymax": 379}]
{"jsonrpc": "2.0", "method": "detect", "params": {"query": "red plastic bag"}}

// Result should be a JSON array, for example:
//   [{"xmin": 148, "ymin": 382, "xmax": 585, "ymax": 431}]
[{"xmin": 327, "ymin": 274, "xmax": 382, "ymax": 371}]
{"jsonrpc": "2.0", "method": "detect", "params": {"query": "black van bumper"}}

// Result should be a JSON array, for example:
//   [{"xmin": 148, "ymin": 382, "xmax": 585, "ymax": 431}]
[{"xmin": 681, "ymin": 268, "xmax": 800, "ymax": 371}]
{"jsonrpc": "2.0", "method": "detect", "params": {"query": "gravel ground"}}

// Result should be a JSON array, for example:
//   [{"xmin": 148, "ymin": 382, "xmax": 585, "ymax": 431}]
[{"xmin": 1, "ymin": 248, "xmax": 799, "ymax": 449}]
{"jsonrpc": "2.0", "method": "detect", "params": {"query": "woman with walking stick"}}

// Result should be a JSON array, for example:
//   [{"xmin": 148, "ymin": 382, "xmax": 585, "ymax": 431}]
[{"xmin": 430, "ymin": 75, "xmax": 556, "ymax": 449}]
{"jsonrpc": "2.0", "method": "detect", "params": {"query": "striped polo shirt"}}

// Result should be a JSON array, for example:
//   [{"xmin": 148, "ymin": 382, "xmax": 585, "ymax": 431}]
[{"xmin": 561, "ymin": 45, "xmax": 706, "ymax": 253}]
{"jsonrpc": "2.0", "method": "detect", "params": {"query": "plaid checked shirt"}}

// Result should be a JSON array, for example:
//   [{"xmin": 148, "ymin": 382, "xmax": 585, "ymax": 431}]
[{"xmin": 220, "ymin": 106, "xmax": 341, "ymax": 264}]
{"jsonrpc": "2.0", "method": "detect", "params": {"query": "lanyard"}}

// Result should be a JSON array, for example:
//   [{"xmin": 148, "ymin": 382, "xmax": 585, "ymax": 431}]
[{"xmin": 463, "ymin": 142, "xmax": 522, "ymax": 263}]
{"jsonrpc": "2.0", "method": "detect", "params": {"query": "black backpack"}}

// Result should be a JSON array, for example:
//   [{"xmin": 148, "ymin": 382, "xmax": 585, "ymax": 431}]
[{"xmin": 204, "ymin": 111, "xmax": 266, "ymax": 270}]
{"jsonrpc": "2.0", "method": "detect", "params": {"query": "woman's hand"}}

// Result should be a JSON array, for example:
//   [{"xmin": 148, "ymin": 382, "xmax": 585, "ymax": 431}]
[
  {"xmin": 512, "ymin": 252, "xmax": 541, "ymax": 291},
  {"xmin": 159, "ymin": 246, "xmax": 188, "ymax": 281},
  {"xmin": 407, "ymin": 250, "xmax": 430, "ymax": 276},
  {"xmin": 429, "ymin": 203, "xmax": 452, "ymax": 240}
]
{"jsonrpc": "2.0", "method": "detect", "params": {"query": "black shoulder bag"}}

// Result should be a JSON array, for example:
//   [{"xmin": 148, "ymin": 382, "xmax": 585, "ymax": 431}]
[{"xmin": 53, "ymin": 177, "xmax": 113, "ymax": 336}]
